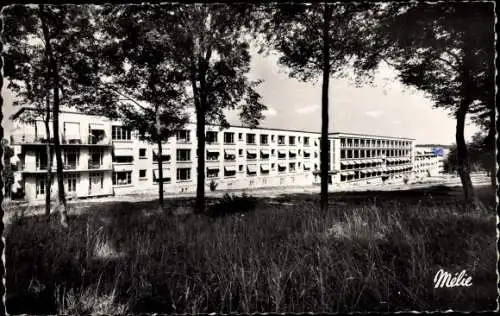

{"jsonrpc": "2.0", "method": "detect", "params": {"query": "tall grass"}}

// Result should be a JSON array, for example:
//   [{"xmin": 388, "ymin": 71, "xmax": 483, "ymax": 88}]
[{"xmin": 5, "ymin": 187, "xmax": 497, "ymax": 313}]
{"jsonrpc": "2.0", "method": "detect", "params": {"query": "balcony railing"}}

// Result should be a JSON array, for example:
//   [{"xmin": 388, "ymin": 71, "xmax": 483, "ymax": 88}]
[
  {"xmin": 10, "ymin": 134, "xmax": 111, "ymax": 145},
  {"xmin": 63, "ymin": 162, "xmax": 78, "ymax": 170}
]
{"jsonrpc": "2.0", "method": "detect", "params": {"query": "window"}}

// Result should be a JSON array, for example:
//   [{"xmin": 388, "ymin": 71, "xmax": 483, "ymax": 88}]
[
  {"xmin": 314, "ymin": 152, "xmax": 318, "ymax": 158},
  {"xmin": 289, "ymin": 162, "xmax": 296, "ymax": 172},
  {"xmin": 304, "ymin": 150, "xmax": 311, "ymax": 158},
  {"xmin": 153, "ymin": 168, "xmax": 171, "ymax": 183},
  {"xmin": 289, "ymin": 136, "xmax": 296, "ymax": 145},
  {"xmin": 278, "ymin": 150, "xmax": 286, "ymax": 159},
  {"xmin": 278, "ymin": 163, "xmax": 286, "ymax": 173},
  {"xmin": 36, "ymin": 177, "xmax": 46, "ymax": 196},
  {"xmin": 246, "ymin": 133, "xmax": 256, "ymax": 144},
  {"xmin": 176, "ymin": 130, "xmax": 191, "ymax": 143},
  {"xmin": 354, "ymin": 150, "xmax": 359, "ymax": 158},
  {"xmin": 139, "ymin": 169, "xmax": 147, "ymax": 179},
  {"xmin": 278, "ymin": 135, "xmax": 285, "ymax": 145},
  {"xmin": 224, "ymin": 132, "xmax": 235, "ymax": 144},
  {"xmin": 224, "ymin": 167, "xmax": 236, "ymax": 177},
  {"xmin": 260, "ymin": 149, "xmax": 270, "ymax": 160},
  {"xmin": 113, "ymin": 171, "xmax": 132, "ymax": 185},
  {"xmin": 260, "ymin": 134, "xmax": 268, "ymax": 145},
  {"xmin": 340, "ymin": 150, "xmax": 345, "ymax": 159},
  {"xmin": 304, "ymin": 137, "xmax": 310, "ymax": 146},
  {"xmin": 247, "ymin": 150, "xmax": 257, "ymax": 160},
  {"xmin": 112, "ymin": 126, "xmax": 131, "ymax": 140},
  {"xmin": 89, "ymin": 172, "xmax": 104, "ymax": 190},
  {"xmin": 89, "ymin": 149, "xmax": 103, "ymax": 168},
  {"xmin": 176, "ymin": 149, "xmax": 191, "ymax": 162},
  {"xmin": 238, "ymin": 133, "xmax": 243, "ymax": 141},
  {"xmin": 271, "ymin": 135, "xmax": 275, "ymax": 142},
  {"xmin": 63, "ymin": 148, "xmax": 79, "ymax": 169},
  {"xmin": 271, "ymin": 163, "xmax": 275, "ymax": 170},
  {"xmin": 176, "ymin": 168, "xmax": 191, "ymax": 181},
  {"xmin": 360, "ymin": 150, "xmax": 365, "ymax": 158},
  {"xmin": 139, "ymin": 148, "xmax": 147, "ymax": 158},
  {"xmin": 206, "ymin": 150, "xmax": 220, "ymax": 161},
  {"xmin": 239, "ymin": 165, "xmax": 244, "ymax": 172},
  {"xmin": 224, "ymin": 150, "xmax": 236, "ymax": 161},
  {"xmin": 36, "ymin": 149, "xmax": 49, "ymax": 170},
  {"xmin": 113, "ymin": 155, "xmax": 133, "ymax": 163},
  {"xmin": 247, "ymin": 164, "xmax": 257, "ymax": 176},
  {"xmin": 271, "ymin": 149, "xmax": 275, "ymax": 156},
  {"xmin": 64, "ymin": 174, "xmax": 79, "ymax": 192},
  {"xmin": 239, "ymin": 149, "xmax": 243, "ymax": 157},
  {"xmin": 153, "ymin": 151, "xmax": 170, "ymax": 162},
  {"xmin": 207, "ymin": 167, "xmax": 219, "ymax": 178},
  {"xmin": 206, "ymin": 131, "xmax": 218, "ymax": 144}
]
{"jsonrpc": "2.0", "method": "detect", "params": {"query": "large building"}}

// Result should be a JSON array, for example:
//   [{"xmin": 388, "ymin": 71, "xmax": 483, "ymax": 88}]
[{"xmin": 7, "ymin": 107, "xmax": 444, "ymax": 202}]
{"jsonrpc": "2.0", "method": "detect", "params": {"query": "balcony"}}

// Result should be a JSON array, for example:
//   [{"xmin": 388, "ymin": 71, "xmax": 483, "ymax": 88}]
[
  {"xmin": 10, "ymin": 134, "xmax": 111, "ymax": 146},
  {"xmin": 63, "ymin": 162, "xmax": 78, "ymax": 170}
]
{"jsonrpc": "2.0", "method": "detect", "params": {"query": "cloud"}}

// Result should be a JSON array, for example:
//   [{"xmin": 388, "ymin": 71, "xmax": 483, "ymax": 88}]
[
  {"xmin": 391, "ymin": 120, "xmax": 401, "ymax": 124},
  {"xmin": 263, "ymin": 107, "xmax": 278, "ymax": 117},
  {"xmin": 295, "ymin": 104, "xmax": 319, "ymax": 114},
  {"xmin": 364, "ymin": 110, "xmax": 383, "ymax": 118}
]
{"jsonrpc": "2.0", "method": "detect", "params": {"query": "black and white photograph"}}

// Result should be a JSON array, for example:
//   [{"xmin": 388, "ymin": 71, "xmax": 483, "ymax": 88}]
[{"xmin": 0, "ymin": 2, "xmax": 497, "ymax": 314}]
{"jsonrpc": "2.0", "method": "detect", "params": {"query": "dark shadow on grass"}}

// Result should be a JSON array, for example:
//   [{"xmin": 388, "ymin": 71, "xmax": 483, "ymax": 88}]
[{"xmin": 4, "ymin": 184, "xmax": 497, "ymax": 314}]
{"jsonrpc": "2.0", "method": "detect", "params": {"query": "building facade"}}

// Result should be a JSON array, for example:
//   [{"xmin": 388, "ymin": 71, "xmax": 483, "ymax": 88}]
[{"xmin": 8, "ymin": 108, "xmax": 443, "ymax": 202}]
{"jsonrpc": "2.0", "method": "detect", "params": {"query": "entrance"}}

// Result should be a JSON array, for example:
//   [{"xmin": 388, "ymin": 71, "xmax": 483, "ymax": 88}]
[{"xmin": 89, "ymin": 172, "xmax": 104, "ymax": 195}]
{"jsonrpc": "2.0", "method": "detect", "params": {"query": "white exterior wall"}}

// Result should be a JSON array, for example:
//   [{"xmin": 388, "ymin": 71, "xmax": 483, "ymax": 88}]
[{"xmin": 11, "ymin": 107, "xmax": 447, "ymax": 202}]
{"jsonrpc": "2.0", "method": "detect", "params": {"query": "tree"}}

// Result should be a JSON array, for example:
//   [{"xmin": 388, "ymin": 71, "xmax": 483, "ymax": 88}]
[
  {"xmin": 256, "ymin": 3, "xmax": 374, "ymax": 212},
  {"xmin": 2, "ymin": 4, "xmax": 102, "ymax": 225},
  {"xmin": 4, "ymin": 34, "xmax": 54, "ymax": 216},
  {"xmin": 78, "ymin": 4, "xmax": 190, "ymax": 212},
  {"xmin": 354, "ymin": 2, "xmax": 495, "ymax": 207},
  {"xmin": 1, "ymin": 140, "xmax": 15, "ymax": 199},
  {"xmin": 165, "ymin": 4, "xmax": 267, "ymax": 213}
]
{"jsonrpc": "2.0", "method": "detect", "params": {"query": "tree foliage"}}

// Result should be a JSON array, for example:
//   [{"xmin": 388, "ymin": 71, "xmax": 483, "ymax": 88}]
[
  {"xmin": 255, "ymin": 3, "xmax": 375, "ymax": 211},
  {"xmin": 353, "ymin": 2, "xmax": 495, "ymax": 205},
  {"xmin": 162, "ymin": 4, "xmax": 267, "ymax": 212},
  {"xmin": 79, "ymin": 4, "xmax": 190, "ymax": 211},
  {"xmin": 2, "ymin": 4, "xmax": 103, "ymax": 224}
]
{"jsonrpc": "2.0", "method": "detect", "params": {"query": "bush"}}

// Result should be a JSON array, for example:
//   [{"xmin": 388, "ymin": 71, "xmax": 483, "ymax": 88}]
[{"xmin": 207, "ymin": 192, "xmax": 257, "ymax": 218}]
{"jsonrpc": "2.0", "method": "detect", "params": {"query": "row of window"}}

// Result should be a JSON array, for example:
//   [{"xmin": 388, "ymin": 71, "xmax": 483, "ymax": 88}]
[
  {"xmin": 117, "ymin": 148, "xmax": 318, "ymax": 163},
  {"xmin": 114, "ymin": 161, "xmax": 316, "ymax": 185},
  {"xmin": 112, "ymin": 126, "xmax": 316, "ymax": 146},
  {"xmin": 341, "ymin": 149, "xmax": 411, "ymax": 159},
  {"xmin": 36, "ymin": 172, "xmax": 104, "ymax": 196},
  {"xmin": 340, "ymin": 138, "xmax": 412, "ymax": 148}
]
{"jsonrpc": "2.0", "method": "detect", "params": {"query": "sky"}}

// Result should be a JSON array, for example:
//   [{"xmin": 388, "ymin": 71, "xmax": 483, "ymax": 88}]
[{"xmin": 2, "ymin": 48, "xmax": 481, "ymax": 146}]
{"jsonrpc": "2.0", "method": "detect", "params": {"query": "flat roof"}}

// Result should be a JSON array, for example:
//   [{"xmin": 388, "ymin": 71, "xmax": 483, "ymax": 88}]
[
  {"xmin": 329, "ymin": 132, "xmax": 415, "ymax": 140},
  {"xmin": 13, "ymin": 106, "xmax": 416, "ymax": 140}
]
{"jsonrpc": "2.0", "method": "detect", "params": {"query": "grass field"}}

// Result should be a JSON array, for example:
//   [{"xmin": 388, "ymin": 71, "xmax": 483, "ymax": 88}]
[{"xmin": 4, "ymin": 185, "xmax": 497, "ymax": 313}]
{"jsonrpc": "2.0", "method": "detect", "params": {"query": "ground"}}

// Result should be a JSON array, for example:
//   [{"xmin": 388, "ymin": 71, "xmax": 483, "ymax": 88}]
[{"xmin": 3, "ymin": 173, "xmax": 497, "ymax": 314}]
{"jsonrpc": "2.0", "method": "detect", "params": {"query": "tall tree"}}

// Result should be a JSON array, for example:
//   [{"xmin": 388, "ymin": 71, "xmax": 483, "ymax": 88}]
[
  {"xmin": 3, "ymin": 4, "xmax": 102, "ymax": 225},
  {"xmin": 166, "ymin": 4, "xmax": 266, "ymax": 213},
  {"xmin": 4, "ymin": 42, "xmax": 54, "ymax": 217},
  {"xmin": 256, "ymin": 3, "xmax": 373, "ymax": 212},
  {"xmin": 1, "ymin": 139, "xmax": 15, "ymax": 199},
  {"xmin": 354, "ymin": 2, "xmax": 495, "ymax": 206},
  {"xmin": 76, "ymin": 4, "xmax": 190, "ymax": 212}
]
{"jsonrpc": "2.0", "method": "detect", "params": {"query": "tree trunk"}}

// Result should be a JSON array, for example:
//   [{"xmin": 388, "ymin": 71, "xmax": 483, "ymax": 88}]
[
  {"xmin": 44, "ymin": 109, "xmax": 53, "ymax": 219},
  {"xmin": 156, "ymin": 138, "xmax": 165, "ymax": 212},
  {"xmin": 456, "ymin": 102, "xmax": 477, "ymax": 208},
  {"xmin": 320, "ymin": 4, "xmax": 333, "ymax": 213},
  {"xmin": 40, "ymin": 4, "xmax": 68, "ymax": 227},
  {"xmin": 195, "ymin": 109, "xmax": 206, "ymax": 214}
]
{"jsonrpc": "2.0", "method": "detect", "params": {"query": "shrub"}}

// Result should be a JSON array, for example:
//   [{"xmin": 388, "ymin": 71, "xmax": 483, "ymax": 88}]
[
  {"xmin": 207, "ymin": 192, "xmax": 257, "ymax": 218},
  {"xmin": 209, "ymin": 180, "xmax": 218, "ymax": 192}
]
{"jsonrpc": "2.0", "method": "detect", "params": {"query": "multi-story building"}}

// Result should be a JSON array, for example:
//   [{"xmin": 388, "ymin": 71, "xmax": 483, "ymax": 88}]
[
  {"xmin": 413, "ymin": 145, "xmax": 447, "ymax": 177},
  {"xmin": 9, "ymin": 107, "xmax": 444, "ymax": 202},
  {"xmin": 323, "ymin": 133, "xmax": 415, "ymax": 186}
]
